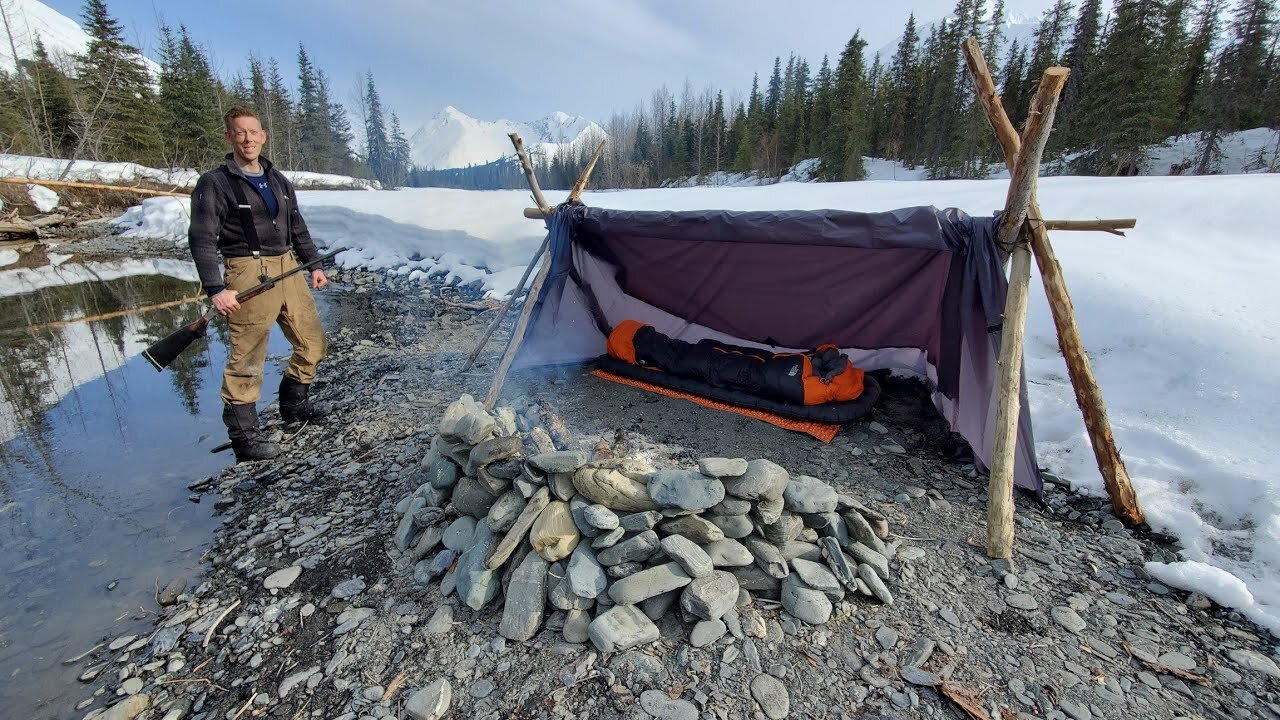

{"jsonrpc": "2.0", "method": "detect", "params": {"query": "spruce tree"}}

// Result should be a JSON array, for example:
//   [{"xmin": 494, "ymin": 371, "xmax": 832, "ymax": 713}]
[
  {"xmin": 75, "ymin": 0, "xmax": 162, "ymax": 163},
  {"xmin": 23, "ymin": 39, "xmax": 76, "ymax": 156},
  {"xmin": 734, "ymin": 74, "xmax": 763, "ymax": 171},
  {"xmin": 363, "ymin": 70, "xmax": 390, "ymax": 183},
  {"xmin": 823, "ymin": 31, "xmax": 870, "ymax": 180},
  {"xmin": 1218, "ymin": 0, "xmax": 1277, "ymax": 130},
  {"xmin": 764, "ymin": 57, "xmax": 783, "ymax": 130},
  {"xmin": 387, "ymin": 111, "xmax": 410, "ymax": 187},
  {"xmin": 1175, "ymin": 0, "xmax": 1226, "ymax": 134},
  {"xmin": 882, "ymin": 14, "xmax": 921, "ymax": 161},
  {"xmin": 1058, "ymin": 0, "xmax": 1104, "ymax": 148},
  {"xmin": 158, "ymin": 25, "xmax": 223, "ymax": 168},
  {"xmin": 809, "ymin": 55, "xmax": 835, "ymax": 158}
]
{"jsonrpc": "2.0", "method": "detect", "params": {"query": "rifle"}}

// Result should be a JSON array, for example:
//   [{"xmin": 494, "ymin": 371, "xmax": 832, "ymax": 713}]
[{"xmin": 142, "ymin": 247, "xmax": 347, "ymax": 372}]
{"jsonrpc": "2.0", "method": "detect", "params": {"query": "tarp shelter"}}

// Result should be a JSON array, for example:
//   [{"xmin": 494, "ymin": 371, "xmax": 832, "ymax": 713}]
[{"xmin": 509, "ymin": 203, "xmax": 1042, "ymax": 495}]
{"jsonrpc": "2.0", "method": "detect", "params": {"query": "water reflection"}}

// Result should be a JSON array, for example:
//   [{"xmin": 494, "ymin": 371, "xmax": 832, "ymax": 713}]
[{"xmin": 0, "ymin": 253, "xmax": 300, "ymax": 719}]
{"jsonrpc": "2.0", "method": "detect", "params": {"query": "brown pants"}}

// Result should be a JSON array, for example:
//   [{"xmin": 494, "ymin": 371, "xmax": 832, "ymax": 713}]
[{"xmin": 221, "ymin": 253, "xmax": 327, "ymax": 405}]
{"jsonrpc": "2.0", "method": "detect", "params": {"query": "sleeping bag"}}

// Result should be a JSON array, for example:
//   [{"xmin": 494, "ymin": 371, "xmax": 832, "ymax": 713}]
[{"xmin": 600, "ymin": 320, "xmax": 878, "ymax": 421}]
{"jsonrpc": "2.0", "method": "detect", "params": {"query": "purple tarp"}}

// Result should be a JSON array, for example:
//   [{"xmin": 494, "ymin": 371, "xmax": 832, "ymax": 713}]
[{"xmin": 513, "ymin": 204, "xmax": 1042, "ymax": 494}]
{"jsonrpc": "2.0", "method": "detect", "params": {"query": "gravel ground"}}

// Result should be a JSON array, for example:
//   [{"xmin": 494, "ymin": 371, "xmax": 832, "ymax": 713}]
[{"xmin": 69, "ymin": 265, "xmax": 1280, "ymax": 720}]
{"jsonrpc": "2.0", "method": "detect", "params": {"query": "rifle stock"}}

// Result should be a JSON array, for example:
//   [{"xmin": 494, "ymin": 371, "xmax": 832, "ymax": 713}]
[{"xmin": 142, "ymin": 247, "xmax": 346, "ymax": 372}]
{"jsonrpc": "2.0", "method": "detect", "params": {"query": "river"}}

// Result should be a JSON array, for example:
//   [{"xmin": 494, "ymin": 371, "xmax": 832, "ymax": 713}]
[{"xmin": 0, "ymin": 247, "xmax": 318, "ymax": 718}]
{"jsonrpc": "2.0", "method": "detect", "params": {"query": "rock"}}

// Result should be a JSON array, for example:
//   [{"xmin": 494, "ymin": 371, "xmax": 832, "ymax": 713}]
[
  {"xmin": 583, "ymin": 504, "xmax": 620, "ymax": 531},
  {"xmin": 896, "ymin": 545, "xmax": 925, "ymax": 561},
  {"xmin": 530, "ymin": 450, "xmax": 589, "ymax": 473},
  {"xmin": 857, "ymin": 563, "xmax": 893, "ymax": 604},
  {"xmin": 657, "ymin": 515, "xmax": 725, "ymax": 544},
  {"xmin": 647, "ymin": 469, "xmax": 726, "ymax": 511},
  {"xmin": 425, "ymin": 606, "xmax": 453, "ymax": 635},
  {"xmin": 723, "ymin": 459, "xmax": 789, "ymax": 501},
  {"xmin": 100, "ymin": 694, "xmax": 151, "ymax": 720},
  {"xmin": 609, "ymin": 563, "xmax": 692, "ymax": 604},
  {"xmin": 566, "ymin": 544, "xmax": 608, "ymax": 599},
  {"xmin": 781, "ymin": 574, "xmax": 833, "ymax": 624},
  {"xmin": 708, "ymin": 496, "xmax": 753, "ymax": 516},
  {"xmin": 443, "ymin": 517, "xmax": 478, "ymax": 551},
  {"xmin": 592, "ymin": 527, "xmax": 626, "ymax": 549},
  {"xmin": 1005, "ymin": 593, "xmax": 1039, "ymax": 610},
  {"xmin": 680, "ymin": 570, "xmax": 739, "ymax": 620},
  {"xmin": 598, "ymin": 530, "xmax": 660, "ymax": 566},
  {"xmin": 845, "ymin": 542, "xmax": 890, "ymax": 580},
  {"xmin": 842, "ymin": 510, "xmax": 885, "ymax": 552},
  {"xmin": 752, "ymin": 495, "xmax": 785, "ymax": 526},
  {"xmin": 549, "ymin": 472, "xmax": 576, "ymax": 501},
  {"xmin": 742, "ymin": 537, "xmax": 789, "ymax": 578},
  {"xmin": 698, "ymin": 457, "xmax": 748, "ymax": 478},
  {"xmin": 901, "ymin": 638, "xmax": 935, "ymax": 668},
  {"xmin": 331, "ymin": 578, "xmax": 365, "ymax": 599},
  {"xmin": 467, "ymin": 435, "xmax": 523, "ymax": 474},
  {"xmin": 279, "ymin": 665, "xmax": 319, "ymax": 698},
  {"xmin": 573, "ymin": 460, "xmax": 661, "ymax": 511},
  {"xmin": 487, "ymin": 492, "xmax": 527, "ymax": 533},
  {"xmin": 395, "ymin": 497, "xmax": 426, "ymax": 550},
  {"xmin": 1228, "ymin": 649, "xmax": 1280, "ymax": 678},
  {"xmin": 439, "ymin": 396, "xmax": 496, "ymax": 444},
  {"xmin": 620, "ymin": 510, "xmax": 663, "ymax": 532},
  {"xmin": 704, "ymin": 538, "xmax": 754, "ymax": 567},
  {"xmin": 901, "ymin": 666, "xmax": 938, "ymax": 686},
  {"xmin": 641, "ymin": 590, "xmax": 680, "ymax": 621},
  {"xmin": 452, "ymin": 475, "xmax": 500, "ymax": 518},
  {"xmin": 563, "ymin": 608, "xmax": 591, "ymax": 643},
  {"xmin": 486, "ymin": 487, "xmax": 552, "ymax": 569},
  {"xmin": 844, "ymin": 499, "xmax": 890, "ymax": 538},
  {"xmin": 875, "ymin": 626, "xmax": 899, "ymax": 651},
  {"xmin": 530, "ymin": 501, "xmax": 580, "ymax": 561},
  {"xmin": 640, "ymin": 689, "xmax": 700, "ymax": 720},
  {"xmin": 1052, "ymin": 606, "xmax": 1087, "ymax": 633},
  {"xmin": 157, "ymin": 578, "xmax": 186, "ymax": 606},
  {"xmin": 749, "ymin": 673, "xmax": 790, "ymax": 719},
  {"xmin": 264, "ymin": 566, "xmax": 301, "ymax": 590},
  {"xmin": 121, "ymin": 677, "xmax": 144, "ymax": 695},
  {"xmin": 777, "ymin": 541, "xmax": 822, "ymax": 563},
  {"xmin": 706, "ymin": 514, "xmax": 753, "ymax": 539},
  {"xmin": 1059, "ymin": 698, "xmax": 1092, "ymax": 720},
  {"xmin": 425, "ymin": 452, "xmax": 461, "ymax": 490},
  {"xmin": 405, "ymin": 678, "xmax": 452, "ymax": 720},
  {"xmin": 456, "ymin": 524, "xmax": 502, "ymax": 610},
  {"xmin": 499, "ymin": 552, "xmax": 550, "ymax": 641},
  {"xmin": 588, "ymin": 605, "xmax": 661, "ymax": 653},
  {"xmin": 809, "ymin": 511, "xmax": 848, "ymax": 547},
  {"xmin": 790, "ymin": 558, "xmax": 843, "ymax": 600},
  {"xmin": 689, "ymin": 619, "xmax": 728, "ymax": 648},
  {"xmin": 731, "ymin": 565, "xmax": 781, "ymax": 595},
  {"xmin": 151, "ymin": 625, "xmax": 183, "ymax": 654},
  {"xmin": 660, "ymin": 535, "xmax": 715, "ymax": 578},
  {"xmin": 569, "ymin": 495, "xmax": 601, "ymax": 538},
  {"xmin": 759, "ymin": 512, "xmax": 804, "ymax": 545},
  {"xmin": 783, "ymin": 475, "xmax": 839, "ymax": 513},
  {"xmin": 408, "ymin": 524, "xmax": 446, "ymax": 563}
]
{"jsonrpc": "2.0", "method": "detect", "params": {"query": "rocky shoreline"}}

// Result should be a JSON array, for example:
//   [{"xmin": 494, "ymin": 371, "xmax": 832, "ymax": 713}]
[{"xmin": 70, "ymin": 265, "xmax": 1280, "ymax": 720}]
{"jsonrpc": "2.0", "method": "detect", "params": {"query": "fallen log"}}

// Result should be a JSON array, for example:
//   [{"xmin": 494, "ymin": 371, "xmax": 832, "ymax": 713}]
[{"xmin": 0, "ymin": 177, "xmax": 189, "ymax": 197}]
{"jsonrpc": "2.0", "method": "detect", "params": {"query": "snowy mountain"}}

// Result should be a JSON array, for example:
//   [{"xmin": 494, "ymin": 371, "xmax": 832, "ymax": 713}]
[
  {"xmin": 407, "ymin": 106, "xmax": 606, "ymax": 171},
  {"xmin": 0, "ymin": 0, "xmax": 161, "ymax": 76},
  {"xmin": 871, "ymin": 14, "xmax": 1040, "ymax": 65}
]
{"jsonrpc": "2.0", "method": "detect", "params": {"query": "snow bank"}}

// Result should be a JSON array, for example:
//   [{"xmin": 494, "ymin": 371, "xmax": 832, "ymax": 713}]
[
  {"xmin": 0, "ymin": 154, "xmax": 381, "ymax": 191},
  {"xmin": 0, "ymin": 249, "xmax": 20, "ymax": 267},
  {"xmin": 111, "ymin": 173, "xmax": 1280, "ymax": 634},
  {"xmin": 0, "ymin": 258, "xmax": 199, "ymax": 298}
]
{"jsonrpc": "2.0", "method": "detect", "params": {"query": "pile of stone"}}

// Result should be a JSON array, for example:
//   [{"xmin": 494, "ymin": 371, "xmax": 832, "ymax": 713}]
[{"xmin": 393, "ymin": 395, "xmax": 899, "ymax": 653}]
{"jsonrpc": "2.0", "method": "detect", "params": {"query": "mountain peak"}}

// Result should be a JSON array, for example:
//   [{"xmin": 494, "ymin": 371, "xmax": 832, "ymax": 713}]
[{"xmin": 408, "ymin": 109, "xmax": 605, "ymax": 171}]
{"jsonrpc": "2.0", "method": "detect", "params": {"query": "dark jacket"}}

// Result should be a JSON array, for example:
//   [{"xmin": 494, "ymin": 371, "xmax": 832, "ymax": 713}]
[{"xmin": 188, "ymin": 154, "xmax": 321, "ymax": 292}]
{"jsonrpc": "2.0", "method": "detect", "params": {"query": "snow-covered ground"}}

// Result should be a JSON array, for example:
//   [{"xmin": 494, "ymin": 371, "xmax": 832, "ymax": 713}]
[
  {"xmin": 0, "ymin": 257, "xmax": 199, "ymax": 298},
  {"xmin": 0, "ymin": 154, "xmax": 382, "ymax": 191},
  {"xmin": 114, "ymin": 173, "xmax": 1280, "ymax": 636}
]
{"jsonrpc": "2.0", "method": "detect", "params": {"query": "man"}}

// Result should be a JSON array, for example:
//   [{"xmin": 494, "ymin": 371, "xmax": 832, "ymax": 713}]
[{"xmin": 188, "ymin": 106, "xmax": 332, "ymax": 462}]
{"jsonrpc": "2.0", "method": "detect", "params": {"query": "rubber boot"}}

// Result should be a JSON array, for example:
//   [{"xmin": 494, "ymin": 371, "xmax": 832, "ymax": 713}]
[
  {"xmin": 223, "ymin": 402, "xmax": 281, "ymax": 462},
  {"xmin": 278, "ymin": 375, "xmax": 332, "ymax": 424}
]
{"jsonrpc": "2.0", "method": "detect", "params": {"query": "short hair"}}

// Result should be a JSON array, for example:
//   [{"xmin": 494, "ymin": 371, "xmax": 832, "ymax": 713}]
[{"xmin": 224, "ymin": 106, "xmax": 260, "ymax": 132}]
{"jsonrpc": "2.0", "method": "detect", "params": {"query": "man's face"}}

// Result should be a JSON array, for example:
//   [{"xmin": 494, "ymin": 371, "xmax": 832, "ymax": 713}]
[{"xmin": 226, "ymin": 116, "xmax": 266, "ymax": 162}]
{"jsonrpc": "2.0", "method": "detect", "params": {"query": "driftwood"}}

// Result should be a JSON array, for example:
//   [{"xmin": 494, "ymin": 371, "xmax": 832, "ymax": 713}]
[
  {"xmin": 963, "ymin": 36, "xmax": 1145, "ymax": 527},
  {"xmin": 460, "ymin": 235, "xmax": 548, "ymax": 371},
  {"xmin": 1, "ymin": 177, "xmax": 189, "ymax": 197},
  {"xmin": 1040, "ymin": 219, "xmax": 1136, "ymax": 235},
  {"xmin": 568, "ymin": 139, "xmax": 607, "ymax": 202},
  {"xmin": 0, "ymin": 213, "xmax": 69, "ymax": 235},
  {"xmin": 987, "ymin": 67, "xmax": 1069, "ymax": 559},
  {"xmin": 508, "ymin": 133, "xmax": 551, "ymax": 215}
]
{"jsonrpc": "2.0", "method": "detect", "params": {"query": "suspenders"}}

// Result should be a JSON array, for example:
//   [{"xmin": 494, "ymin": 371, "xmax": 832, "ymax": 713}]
[{"xmin": 221, "ymin": 165, "xmax": 270, "ymax": 282}]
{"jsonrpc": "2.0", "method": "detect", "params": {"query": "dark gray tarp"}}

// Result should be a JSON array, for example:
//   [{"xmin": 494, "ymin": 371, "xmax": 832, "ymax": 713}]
[{"xmin": 514, "ymin": 204, "xmax": 1041, "ymax": 494}]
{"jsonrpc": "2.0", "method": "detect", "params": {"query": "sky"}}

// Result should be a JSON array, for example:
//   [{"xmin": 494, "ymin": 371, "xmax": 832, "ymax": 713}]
[{"xmin": 40, "ymin": 0, "xmax": 1054, "ymax": 131}]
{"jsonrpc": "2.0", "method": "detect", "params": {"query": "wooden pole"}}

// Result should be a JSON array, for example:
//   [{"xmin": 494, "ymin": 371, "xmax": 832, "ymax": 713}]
[
  {"xmin": 986, "ymin": 67, "xmax": 1069, "ymax": 559},
  {"xmin": 483, "ymin": 257, "xmax": 550, "ymax": 410},
  {"xmin": 509, "ymin": 133, "xmax": 551, "ymax": 215},
  {"xmin": 461, "ymin": 234, "xmax": 547, "ymax": 371},
  {"xmin": 963, "ymin": 36, "xmax": 1145, "ymax": 527},
  {"xmin": 568, "ymin": 139, "xmax": 607, "ymax": 203},
  {"xmin": 1040, "ymin": 219, "xmax": 1136, "ymax": 235},
  {"xmin": 0, "ymin": 177, "xmax": 189, "ymax": 197}
]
